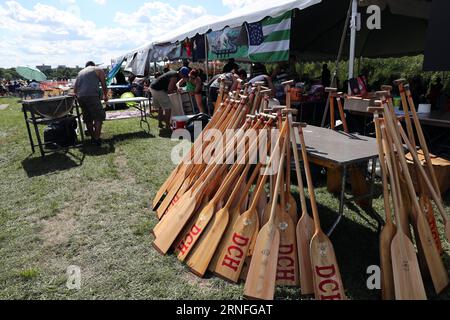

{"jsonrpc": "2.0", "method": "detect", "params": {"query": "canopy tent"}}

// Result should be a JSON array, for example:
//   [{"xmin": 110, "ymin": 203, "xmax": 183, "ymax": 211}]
[
  {"xmin": 291, "ymin": 0, "xmax": 431, "ymax": 63},
  {"xmin": 113, "ymin": 0, "xmax": 322, "ymax": 68},
  {"xmin": 113, "ymin": 0, "xmax": 433, "ymax": 76},
  {"xmin": 423, "ymin": 0, "xmax": 450, "ymax": 71},
  {"xmin": 153, "ymin": 0, "xmax": 321, "ymax": 44}
]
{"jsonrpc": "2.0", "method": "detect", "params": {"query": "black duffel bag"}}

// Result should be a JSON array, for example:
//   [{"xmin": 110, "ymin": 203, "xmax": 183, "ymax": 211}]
[{"xmin": 44, "ymin": 118, "xmax": 78, "ymax": 148}]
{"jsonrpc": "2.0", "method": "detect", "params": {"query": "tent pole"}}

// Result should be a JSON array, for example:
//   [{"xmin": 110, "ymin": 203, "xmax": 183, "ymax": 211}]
[
  {"xmin": 349, "ymin": 0, "xmax": 358, "ymax": 80},
  {"xmin": 321, "ymin": 0, "xmax": 353, "ymax": 127},
  {"xmin": 204, "ymin": 34, "xmax": 209, "ymax": 83}
]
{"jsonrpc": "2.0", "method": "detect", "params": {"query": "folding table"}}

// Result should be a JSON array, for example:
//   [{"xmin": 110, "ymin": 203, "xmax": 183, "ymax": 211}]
[
  {"xmin": 104, "ymin": 97, "xmax": 151, "ymax": 133},
  {"xmin": 298, "ymin": 125, "xmax": 383, "ymax": 235}
]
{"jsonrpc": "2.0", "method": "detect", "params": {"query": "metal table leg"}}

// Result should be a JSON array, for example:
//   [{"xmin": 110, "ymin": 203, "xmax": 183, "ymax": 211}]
[
  {"xmin": 328, "ymin": 165, "xmax": 347, "ymax": 236},
  {"xmin": 23, "ymin": 109, "xmax": 35, "ymax": 154},
  {"xmin": 30, "ymin": 112, "xmax": 45, "ymax": 157},
  {"xmin": 138, "ymin": 101, "xmax": 151, "ymax": 133}
]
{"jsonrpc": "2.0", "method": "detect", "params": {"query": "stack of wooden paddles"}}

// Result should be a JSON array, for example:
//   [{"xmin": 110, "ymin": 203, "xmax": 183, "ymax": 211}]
[
  {"xmin": 151, "ymin": 81, "xmax": 346, "ymax": 300},
  {"xmin": 371, "ymin": 80, "xmax": 450, "ymax": 300}
]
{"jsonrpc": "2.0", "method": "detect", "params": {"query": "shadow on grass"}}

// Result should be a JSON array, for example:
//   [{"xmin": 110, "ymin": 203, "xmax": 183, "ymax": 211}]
[
  {"xmin": 80, "ymin": 131, "xmax": 153, "ymax": 157},
  {"xmin": 22, "ymin": 152, "xmax": 84, "ymax": 177}
]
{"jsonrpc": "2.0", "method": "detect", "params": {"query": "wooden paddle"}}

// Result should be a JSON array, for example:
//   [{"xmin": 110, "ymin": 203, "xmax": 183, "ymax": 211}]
[
  {"xmin": 155, "ymin": 99, "xmax": 241, "ymax": 217},
  {"xmin": 403, "ymin": 83, "xmax": 450, "ymax": 244},
  {"xmin": 244, "ymin": 121, "xmax": 288, "ymax": 300},
  {"xmin": 395, "ymin": 80, "xmax": 443, "ymax": 254},
  {"xmin": 209, "ymin": 162, "xmax": 264, "ymax": 277},
  {"xmin": 155, "ymin": 106, "xmax": 252, "ymax": 224},
  {"xmin": 380, "ymin": 95, "xmax": 449, "ymax": 295},
  {"xmin": 186, "ymin": 118, "xmax": 275, "ymax": 277},
  {"xmin": 282, "ymin": 84, "xmax": 300, "ymax": 224},
  {"xmin": 186, "ymin": 161, "xmax": 253, "ymax": 276},
  {"xmin": 369, "ymin": 107, "xmax": 396, "ymax": 300},
  {"xmin": 174, "ymin": 159, "xmax": 250, "ymax": 262},
  {"xmin": 152, "ymin": 104, "xmax": 254, "ymax": 255},
  {"xmin": 275, "ymin": 155, "xmax": 299, "ymax": 287},
  {"xmin": 288, "ymin": 116, "xmax": 315, "ymax": 296},
  {"xmin": 379, "ymin": 121, "xmax": 427, "ymax": 300},
  {"xmin": 152, "ymin": 96, "xmax": 233, "ymax": 210},
  {"xmin": 295, "ymin": 122, "xmax": 346, "ymax": 300}
]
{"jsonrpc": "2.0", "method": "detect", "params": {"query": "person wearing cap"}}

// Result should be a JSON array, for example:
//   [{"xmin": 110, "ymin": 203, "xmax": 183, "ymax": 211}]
[
  {"xmin": 177, "ymin": 69, "xmax": 205, "ymax": 114},
  {"xmin": 150, "ymin": 67, "xmax": 190, "ymax": 130},
  {"xmin": 74, "ymin": 61, "xmax": 108, "ymax": 146},
  {"xmin": 207, "ymin": 69, "xmax": 247, "ymax": 114}
]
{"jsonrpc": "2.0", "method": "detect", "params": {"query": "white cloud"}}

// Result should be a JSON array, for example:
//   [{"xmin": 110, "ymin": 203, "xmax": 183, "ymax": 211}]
[
  {"xmin": 221, "ymin": 0, "xmax": 260, "ymax": 10},
  {"xmin": 114, "ymin": 2, "xmax": 209, "ymax": 39},
  {"xmin": 0, "ymin": 1, "xmax": 187, "ymax": 68},
  {"xmin": 94, "ymin": 0, "xmax": 107, "ymax": 5}
]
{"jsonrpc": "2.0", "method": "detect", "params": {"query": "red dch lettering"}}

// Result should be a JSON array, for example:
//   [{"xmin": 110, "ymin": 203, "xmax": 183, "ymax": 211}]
[
  {"xmin": 279, "ymin": 244, "xmax": 294, "ymax": 255},
  {"xmin": 228, "ymin": 246, "xmax": 244, "ymax": 259},
  {"xmin": 319, "ymin": 279, "xmax": 339, "ymax": 294},
  {"xmin": 278, "ymin": 256, "xmax": 294, "ymax": 268},
  {"xmin": 315, "ymin": 265, "xmax": 337, "ymax": 279},
  {"xmin": 276, "ymin": 268, "xmax": 295, "ymax": 281},
  {"xmin": 232, "ymin": 233, "xmax": 250, "ymax": 247},
  {"xmin": 222, "ymin": 255, "xmax": 241, "ymax": 272}
]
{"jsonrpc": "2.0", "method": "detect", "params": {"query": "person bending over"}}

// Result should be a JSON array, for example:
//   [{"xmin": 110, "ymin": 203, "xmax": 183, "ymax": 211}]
[{"xmin": 74, "ymin": 61, "xmax": 108, "ymax": 146}]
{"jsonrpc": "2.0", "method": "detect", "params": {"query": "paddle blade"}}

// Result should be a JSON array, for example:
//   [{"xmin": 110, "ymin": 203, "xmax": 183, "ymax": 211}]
[
  {"xmin": 391, "ymin": 234, "xmax": 427, "ymax": 300},
  {"xmin": 276, "ymin": 212, "xmax": 299, "ymax": 287},
  {"xmin": 214, "ymin": 210, "xmax": 258, "ymax": 283},
  {"xmin": 174, "ymin": 203, "xmax": 215, "ymax": 262},
  {"xmin": 415, "ymin": 212, "xmax": 449, "ymax": 294},
  {"xmin": 296, "ymin": 214, "xmax": 315, "ymax": 295},
  {"xmin": 287, "ymin": 194, "xmax": 298, "ymax": 224},
  {"xmin": 152, "ymin": 193, "xmax": 197, "ymax": 255},
  {"xmin": 380, "ymin": 222, "xmax": 396, "ymax": 300},
  {"xmin": 244, "ymin": 225, "xmax": 280, "ymax": 300},
  {"xmin": 187, "ymin": 209, "xmax": 230, "ymax": 278},
  {"xmin": 310, "ymin": 233, "xmax": 346, "ymax": 300}
]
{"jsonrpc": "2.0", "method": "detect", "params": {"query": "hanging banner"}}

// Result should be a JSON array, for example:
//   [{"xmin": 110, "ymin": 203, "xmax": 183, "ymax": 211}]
[
  {"xmin": 246, "ymin": 11, "xmax": 292, "ymax": 62},
  {"xmin": 192, "ymin": 35, "xmax": 206, "ymax": 62},
  {"xmin": 207, "ymin": 26, "xmax": 248, "ymax": 60},
  {"xmin": 150, "ymin": 43, "xmax": 182, "ymax": 62}
]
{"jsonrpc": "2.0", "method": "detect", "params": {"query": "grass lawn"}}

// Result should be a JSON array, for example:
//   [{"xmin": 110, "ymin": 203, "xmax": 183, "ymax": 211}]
[{"xmin": 0, "ymin": 96, "xmax": 449, "ymax": 300}]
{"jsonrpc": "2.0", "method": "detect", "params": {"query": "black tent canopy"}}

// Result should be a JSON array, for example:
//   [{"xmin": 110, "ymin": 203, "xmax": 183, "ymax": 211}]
[{"xmin": 290, "ymin": 0, "xmax": 431, "ymax": 61}]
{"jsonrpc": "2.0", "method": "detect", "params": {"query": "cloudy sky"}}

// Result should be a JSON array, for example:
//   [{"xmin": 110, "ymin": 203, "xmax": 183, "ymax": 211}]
[{"xmin": 0, "ymin": 0, "xmax": 270, "ymax": 68}]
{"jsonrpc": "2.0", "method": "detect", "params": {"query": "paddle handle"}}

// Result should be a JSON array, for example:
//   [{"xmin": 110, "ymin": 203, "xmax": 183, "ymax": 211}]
[
  {"xmin": 404, "ymin": 85, "xmax": 442, "ymax": 199},
  {"xmin": 249, "ymin": 120, "xmax": 288, "ymax": 212},
  {"xmin": 373, "ymin": 113, "xmax": 394, "ymax": 225},
  {"xmin": 221, "ymin": 119, "xmax": 274, "ymax": 207},
  {"xmin": 296, "ymin": 125, "xmax": 322, "ymax": 232},
  {"xmin": 381, "ymin": 98, "xmax": 434, "ymax": 228},
  {"xmin": 380, "ymin": 122, "xmax": 407, "ymax": 236},
  {"xmin": 236, "ymin": 162, "xmax": 264, "ymax": 211},
  {"xmin": 396, "ymin": 123, "xmax": 449, "ymax": 224},
  {"xmin": 191, "ymin": 119, "xmax": 255, "ymax": 192},
  {"xmin": 287, "ymin": 114, "xmax": 309, "ymax": 217},
  {"xmin": 269, "ymin": 129, "xmax": 287, "ymax": 225}
]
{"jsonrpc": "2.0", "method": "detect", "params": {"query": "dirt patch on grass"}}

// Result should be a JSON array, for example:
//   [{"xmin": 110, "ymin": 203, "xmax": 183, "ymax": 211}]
[
  {"xmin": 40, "ymin": 207, "xmax": 78, "ymax": 247},
  {"xmin": 114, "ymin": 154, "xmax": 136, "ymax": 185}
]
